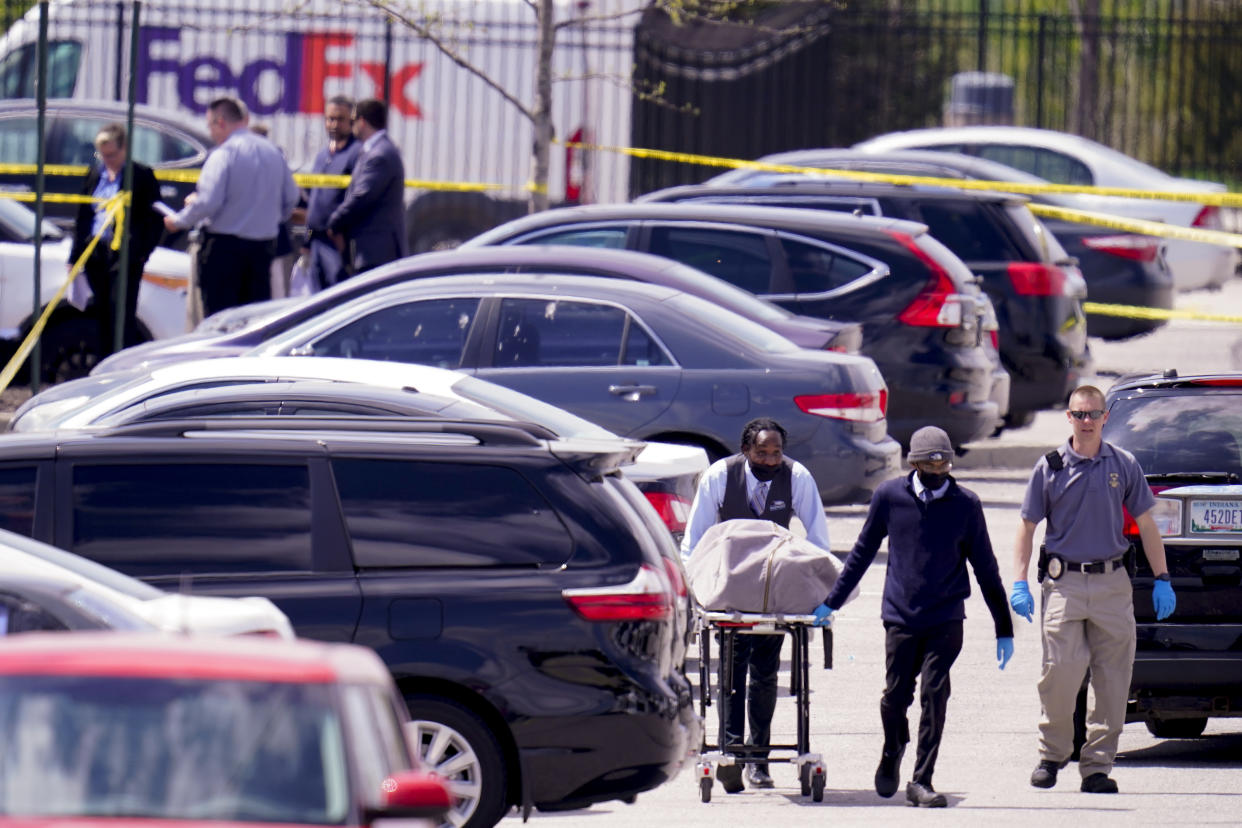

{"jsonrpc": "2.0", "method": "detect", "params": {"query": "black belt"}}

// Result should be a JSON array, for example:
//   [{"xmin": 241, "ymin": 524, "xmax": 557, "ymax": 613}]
[{"xmin": 1060, "ymin": 557, "xmax": 1125, "ymax": 574}]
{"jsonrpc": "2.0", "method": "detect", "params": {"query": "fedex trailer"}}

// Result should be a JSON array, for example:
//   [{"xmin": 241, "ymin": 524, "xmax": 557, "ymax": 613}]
[{"xmin": 0, "ymin": 0, "xmax": 637, "ymax": 250}]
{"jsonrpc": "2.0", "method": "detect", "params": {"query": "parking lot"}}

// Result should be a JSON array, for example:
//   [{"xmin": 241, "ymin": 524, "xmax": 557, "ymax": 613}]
[{"xmin": 509, "ymin": 279, "xmax": 1242, "ymax": 826}]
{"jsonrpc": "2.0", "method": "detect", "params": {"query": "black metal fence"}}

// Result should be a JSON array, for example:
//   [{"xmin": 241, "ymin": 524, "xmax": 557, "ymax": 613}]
[{"xmin": 630, "ymin": 1, "xmax": 1242, "ymax": 194}]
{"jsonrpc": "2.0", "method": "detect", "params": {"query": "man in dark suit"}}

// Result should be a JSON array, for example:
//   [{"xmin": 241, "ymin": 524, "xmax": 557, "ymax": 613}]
[
  {"xmin": 327, "ymin": 98, "xmax": 408, "ymax": 276},
  {"xmin": 69, "ymin": 122, "xmax": 163, "ymax": 358}
]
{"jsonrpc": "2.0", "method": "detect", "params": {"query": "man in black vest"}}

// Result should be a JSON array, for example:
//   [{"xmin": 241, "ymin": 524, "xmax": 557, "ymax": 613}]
[{"xmin": 682, "ymin": 418, "xmax": 831, "ymax": 793}]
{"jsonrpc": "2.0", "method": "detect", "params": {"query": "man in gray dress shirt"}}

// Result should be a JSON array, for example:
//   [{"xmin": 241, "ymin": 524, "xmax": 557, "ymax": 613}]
[{"xmin": 165, "ymin": 96, "xmax": 299, "ymax": 316}]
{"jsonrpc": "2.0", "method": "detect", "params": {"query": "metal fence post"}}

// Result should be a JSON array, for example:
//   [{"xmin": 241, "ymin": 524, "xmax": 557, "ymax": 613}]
[
  {"xmin": 115, "ymin": 0, "xmax": 141, "ymax": 355},
  {"xmin": 1035, "ymin": 14, "xmax": 1047, "ymax": 129},
  {"xmin": 31, "ymin": 0, "xmax": 48, "ymax": 393}
]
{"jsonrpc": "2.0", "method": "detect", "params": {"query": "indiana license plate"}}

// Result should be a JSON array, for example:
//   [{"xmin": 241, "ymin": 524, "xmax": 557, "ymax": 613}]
[{"xmin": 1190, "ymin": 500, "xmax": 1242, "ymax": 533}]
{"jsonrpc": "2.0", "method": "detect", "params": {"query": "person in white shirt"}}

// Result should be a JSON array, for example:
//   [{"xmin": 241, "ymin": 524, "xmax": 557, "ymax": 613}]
[{"xmin": 681, "ymin": 417, "xmax": 830, "ymax": 793}]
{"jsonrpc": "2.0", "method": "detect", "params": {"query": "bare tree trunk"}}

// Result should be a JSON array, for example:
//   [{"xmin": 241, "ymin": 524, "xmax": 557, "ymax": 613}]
[
  {"xmin": 529, "ymin": 0, "xmax": 556, "ymax": 213},
  {"xmin": 1069, "ymin": 0, "xmax": 1100, "ymax": 139}
]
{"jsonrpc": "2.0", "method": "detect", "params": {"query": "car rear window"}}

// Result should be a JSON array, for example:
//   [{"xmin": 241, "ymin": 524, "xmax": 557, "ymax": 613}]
[
  {"xmin": 914, "ymin": 200, "xmax": 1022, "ymax": 262},
  {"xmin": 332, "ymin": 459, "xmax": 572, "ymax": 567},
  {"xmin": 70, "ymin": 463, "xmax": 313, "ymax": 576},
  {"xmin": 1105, "ymin": 392, "xmax": 1242, "ymax": 479}
]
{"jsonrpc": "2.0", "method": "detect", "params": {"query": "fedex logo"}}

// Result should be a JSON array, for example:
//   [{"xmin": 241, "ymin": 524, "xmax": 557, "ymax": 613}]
[{"xmin": 136, "ymin": 27, "xmax": 423, "ymax": 117}]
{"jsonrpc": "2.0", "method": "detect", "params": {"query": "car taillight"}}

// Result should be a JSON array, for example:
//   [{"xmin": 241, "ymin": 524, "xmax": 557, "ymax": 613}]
[
  {"xmin": 563, "ymin": 564, "xmax": 672, "ymax": 622},
  {"xmin": 1081, "ymin": 234, "xmax": 1160, "ymax": 263},
  {"xmin": 644, "ymin": 491, "xmax": 691, "ymax": 535},
  {"xmin": 661, "ymin": 556, "xmax": 688, "ymax": 598},
  {"xmin": 1123, "ymin": 485, "xmax": 1171, "ymax": 538},
  {"xmin": 794, "ymin": 390, "xmax": 887, "ymax": 422},
  {"xmin": 989, "ymin": 330, "xmax": 999, "ymax": 350},
  {"xmin": 1007, "ymin": 262, "xmax": 1068, "ymax": 296},
  {"xmin": 889, "ymin": 231, "xmax": 964, "ymax": 327},
  {"xmin": 1192, "ymin": 204, "xmax": 1221, "ymax": 229},
  {"xmin": 1193, "ymin": 378, "xmax": 1242, "ymax": 387}
]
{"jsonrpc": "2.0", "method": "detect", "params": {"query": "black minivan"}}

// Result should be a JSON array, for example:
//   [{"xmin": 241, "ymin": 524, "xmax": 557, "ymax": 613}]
[{"xmin": 0, "ymin": 417, "xmax": 699, "ymax": 828}]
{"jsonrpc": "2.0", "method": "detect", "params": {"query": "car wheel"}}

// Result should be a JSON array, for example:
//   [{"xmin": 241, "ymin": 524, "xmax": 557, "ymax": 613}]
[
  {"xmin": 40, "ymin": 315, "xmax": 100, "ymax": 384},
  {"xmin": 1144, "ymin": 716, "xmax": 1208, "ymax": 739},
  {"xmin": 406, "ymin": 695, "xmax": 508, "ymax": 828}
]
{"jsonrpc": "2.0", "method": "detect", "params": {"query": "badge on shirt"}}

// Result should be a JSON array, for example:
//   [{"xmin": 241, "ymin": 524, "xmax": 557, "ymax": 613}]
[
  {"xmin": 1109, "ymin": 472, "xmax": 1119, "ymax": 488},
  {"xmin": 769, "ymin": 499, "xmax": 788, "ymax": 512}
]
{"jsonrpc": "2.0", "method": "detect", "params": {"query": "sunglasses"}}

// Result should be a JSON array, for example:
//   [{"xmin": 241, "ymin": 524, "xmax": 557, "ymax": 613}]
[{"xmin": 1069, "ymin": 409, "xmax": 1106, "ymax": 421}]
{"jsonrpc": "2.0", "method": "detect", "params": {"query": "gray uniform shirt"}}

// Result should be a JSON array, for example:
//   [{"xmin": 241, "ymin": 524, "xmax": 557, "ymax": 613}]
[{"xmin": 1020, "ymin": 439, "xmax": 1156, "ymax": 562}]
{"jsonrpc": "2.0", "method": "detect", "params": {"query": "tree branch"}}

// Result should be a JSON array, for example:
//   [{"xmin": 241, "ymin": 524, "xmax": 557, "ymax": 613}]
[{"xmin": 360, "ymin": 0, "xmax": 535, "ymax": 123}]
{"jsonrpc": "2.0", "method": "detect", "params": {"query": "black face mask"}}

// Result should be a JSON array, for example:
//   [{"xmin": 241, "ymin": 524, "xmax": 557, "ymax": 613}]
[
  {"xmin": 917, "ymin": 470, "xmax": 950, "ymax": 490},
  {"xmin": 749, "ymin": 461, "xmax": 781, "ymax": 482}
]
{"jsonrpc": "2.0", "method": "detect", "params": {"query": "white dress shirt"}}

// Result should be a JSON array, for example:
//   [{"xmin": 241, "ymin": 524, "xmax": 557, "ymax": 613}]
[{"xmin": 681, "ymin": 456, "xmax": 832, "ymax": 557}]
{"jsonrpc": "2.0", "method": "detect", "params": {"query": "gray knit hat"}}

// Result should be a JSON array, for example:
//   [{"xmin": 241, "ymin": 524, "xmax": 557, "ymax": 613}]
[{"xmin": 907, "ymin": 426, "xmax": 954, "ymax": 463}]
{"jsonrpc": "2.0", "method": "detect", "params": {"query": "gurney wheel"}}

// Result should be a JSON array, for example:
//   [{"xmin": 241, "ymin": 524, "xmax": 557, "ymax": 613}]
[
  {"xmin": 811, "ymin": 772, "xmax": 825, "ymax": 802},
  {"xmin": 700, "ymin": 776, "xmax": 712, "ymax": 803},
  {"xmin": 799, "ymin": 764, "xmax": 811, "ymax": 796}
]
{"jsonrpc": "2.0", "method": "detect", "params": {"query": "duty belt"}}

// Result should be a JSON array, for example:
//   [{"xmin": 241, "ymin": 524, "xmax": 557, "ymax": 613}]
[{"xmin": 1048, "ymin": 555, "xmax": 1125, "ymax": 578}]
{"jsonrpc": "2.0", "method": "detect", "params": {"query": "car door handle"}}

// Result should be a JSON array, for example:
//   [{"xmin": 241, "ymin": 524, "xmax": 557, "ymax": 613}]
[{"xmin": 608, "ymin": 384, "xmax": 657, "ymax": 400}]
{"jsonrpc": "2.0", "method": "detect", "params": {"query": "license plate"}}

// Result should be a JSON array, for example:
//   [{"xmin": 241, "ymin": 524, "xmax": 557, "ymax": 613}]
[{"xmin": 1190, "ymin": 500, "xmax": 1242, "ymax": 533}]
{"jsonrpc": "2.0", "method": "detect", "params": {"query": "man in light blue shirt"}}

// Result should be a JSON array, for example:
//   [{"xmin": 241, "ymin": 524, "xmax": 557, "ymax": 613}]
[
  {"xmin": 680, "ymin": 418, "xmax": 830, "ymax": 793},
  {"xmin": 165, "ymin": 95, "xmax": 299, "ymax": 316}
]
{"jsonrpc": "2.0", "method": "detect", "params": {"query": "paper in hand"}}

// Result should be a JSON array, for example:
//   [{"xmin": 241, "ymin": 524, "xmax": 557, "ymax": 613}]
[{"xmin": 153, "ymin": 201, "xmax": 176, "ymax": 218}]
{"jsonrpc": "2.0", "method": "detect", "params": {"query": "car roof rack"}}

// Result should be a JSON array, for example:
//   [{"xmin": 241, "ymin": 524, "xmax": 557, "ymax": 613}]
[{"xmin": 95, "ymin": 416, "xmax": 555, "ymax": 446}]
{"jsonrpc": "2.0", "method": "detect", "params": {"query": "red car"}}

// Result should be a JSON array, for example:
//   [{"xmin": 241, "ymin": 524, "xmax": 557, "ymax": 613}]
[{"xmin": 0, "ymin": 633, "xmax": 449, "ymax": 827}]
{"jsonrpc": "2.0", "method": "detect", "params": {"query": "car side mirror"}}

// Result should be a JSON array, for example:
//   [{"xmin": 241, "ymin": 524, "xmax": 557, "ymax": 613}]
[{"xmin": 365, "ymin": 770, "xmax": 451, "ymax": 823}]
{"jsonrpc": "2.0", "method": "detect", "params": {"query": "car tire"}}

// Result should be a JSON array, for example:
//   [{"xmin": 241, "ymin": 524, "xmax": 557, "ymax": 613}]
[
  {"xmin": 406, "ymin": 695, "xmax": 508, "ymax": 828},
  {"xmin": 39, "ymin": 314, "xmax": 100, "ymax": 384},
  {"xmin": 1144, "ymin": 716, "xmax": 1208, "ymax": 739}
]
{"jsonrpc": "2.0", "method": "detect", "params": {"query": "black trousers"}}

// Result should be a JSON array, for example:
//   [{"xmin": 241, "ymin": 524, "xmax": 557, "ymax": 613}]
[
  {"xmin": 881, "ymin": 620, "xmax": 964, "ymax": 786},
  {"xmin": 83, "ymin": 245, "xmax": 142, "ymax": 357},
  {"xmin": 198, "ymin": 232, "xmax": 275, "ymax": 317},
  {"xmin": 719, "ymin": 632, "xmax": 782, "ymax": 768}
]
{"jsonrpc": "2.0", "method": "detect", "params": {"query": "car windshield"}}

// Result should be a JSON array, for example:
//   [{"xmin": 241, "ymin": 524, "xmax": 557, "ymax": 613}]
[
  {"xmin": 451, "ymin": 375, "xmax": 617, "ymax": 439},
  {"xmin": 0, "ymin": 196, "xmax": 62, "ymax": 241},
  {"xmin": 1104, "ymin": 392, "xmax": 1242, "ymax": 479},
  {"xmin": 9, "ymin": 368, "xmax": 149, "ymax": 432},
  {"xmin": 0, "ymin": 675, "xmax": 351, "ymax": 823},
  {"xmin": 665, "ymin": 293, "xmax": 799, "ymax": 354}
]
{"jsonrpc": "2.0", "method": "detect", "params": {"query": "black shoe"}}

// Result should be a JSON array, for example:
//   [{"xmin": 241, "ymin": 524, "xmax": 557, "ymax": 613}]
[
  {"xmin": 1080, "ymin": 773, "xmax": 1119, "ymax": 794},
  {"xmin": 874, "ymin": 745, "xmax": 905, "ymax": 798},
  {"xmin": 745, "ymin": 765, "xmax": 775, "ymax": 789},
  {"xmin": 906, "ymin": 781, "xmax": 947, "ymax": 808},
  {"xmin": 1030, "ymin": 758, "xmax": 1067, "ymax": 789},
  {"xmin": 716, "ymin": 763, "xmax": 744, "ymax": 794}
]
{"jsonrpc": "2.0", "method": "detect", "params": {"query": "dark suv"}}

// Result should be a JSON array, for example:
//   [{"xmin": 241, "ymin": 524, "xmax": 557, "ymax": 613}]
[
  {"xmin": 0, "ymin": 417, "xmax": 699, "ymax": 826},
  {"xmin": 641, "ymin": 181, "xmax": 1093, "ymax": 429},
  {"xmin": 1103, "ymin": 371, "xmax": 1242, "ymax": 738},
  {"xmin": 467, "ymin": 203, "xmax": 1000, "ymax": 447}
]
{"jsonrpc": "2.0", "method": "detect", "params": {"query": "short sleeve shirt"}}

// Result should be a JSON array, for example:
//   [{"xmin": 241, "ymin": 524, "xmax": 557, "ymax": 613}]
[{"xmin": 1020, "ymin": 440, "xmax": 1155, "ymax": 561}]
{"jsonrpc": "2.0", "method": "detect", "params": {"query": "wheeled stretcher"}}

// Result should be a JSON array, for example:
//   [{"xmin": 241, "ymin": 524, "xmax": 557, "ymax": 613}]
[{"xmin": 693, "ymin": 609, "xmax": 833, "ymax": 803}]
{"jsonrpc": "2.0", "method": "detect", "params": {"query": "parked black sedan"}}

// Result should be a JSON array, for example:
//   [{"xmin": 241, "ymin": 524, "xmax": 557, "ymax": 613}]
[
  {"xmin": 640, "ymin": 180, "xmax": 1093, "ymax": 427},
  {"xmin": 466, "ymin": 203, "xmax": 1000, "ymax": 447},
  {"xmin": 707, "ymin": 148, "xmax": 1175, "ymax": 341}
]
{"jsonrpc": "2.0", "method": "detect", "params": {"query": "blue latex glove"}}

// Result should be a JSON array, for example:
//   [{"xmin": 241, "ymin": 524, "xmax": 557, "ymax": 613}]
[
  {"xmin": 1153, "ymin": 579, "xmax": 1176, "ymax": 621},
  {"xmin": 811, "ymin": 602, "xmax": 834, "ymax": 627},
  {"xmin": 1009, "ymin": 581, "xmax": 1034, "ymax": 622},
  {"xmin": 997, "ymin": 637, "xmax": 1014, "ymax": 670}
]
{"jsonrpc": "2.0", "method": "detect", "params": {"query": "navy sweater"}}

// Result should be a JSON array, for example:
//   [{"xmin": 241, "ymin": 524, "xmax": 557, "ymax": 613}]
[{"xmin": 826, "ymin": 474, "xmax": 1014, "ymax": 637}]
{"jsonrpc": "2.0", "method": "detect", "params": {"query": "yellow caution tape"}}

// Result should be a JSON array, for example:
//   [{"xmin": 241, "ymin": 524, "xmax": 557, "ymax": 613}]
[
  {"xmin": 558, "ymin": 140, "xmax": 1242, "ymax": 208},
  {"xmin": 1083, "ymin": 301, "xmax": 1242, "ymax": 324},
  {"xmin": 1029, "ymin": 203, "xmax": 1242, "ymax": 247},
  {"xmin": 0, "ymin": 191, "xmax": 108, "ymax": 204},
  {"xmin": 0, "ymin": 192, "xmax": 128, "ymax": 394}
]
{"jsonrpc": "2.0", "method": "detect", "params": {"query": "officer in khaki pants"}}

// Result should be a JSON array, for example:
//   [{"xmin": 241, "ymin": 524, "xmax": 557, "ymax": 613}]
[{"xmin": 1009, "ymin": 385, "xmax": 1177, "ymax": 794}]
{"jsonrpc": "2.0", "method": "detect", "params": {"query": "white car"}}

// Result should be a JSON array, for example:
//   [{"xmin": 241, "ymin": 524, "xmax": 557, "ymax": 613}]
[
  {"xmin": 854, "ymin": 125, "xmax": 1237, "ymax": 292},
  {"xmin": 0, "ymin": 526, "xmax": 295, "ymax": 638},
  {"xmin": 0, "ymin": 196, "xmax": 190, "ymax": 381}
]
